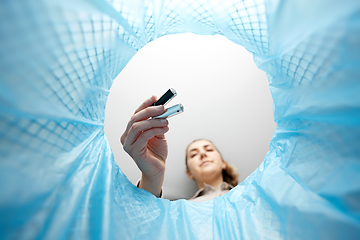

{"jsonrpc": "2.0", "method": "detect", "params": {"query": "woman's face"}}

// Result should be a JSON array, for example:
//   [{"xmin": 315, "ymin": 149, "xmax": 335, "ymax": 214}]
[{"xmin": 186, "ymin": 140, "xmax": 226, "ymax": 182}]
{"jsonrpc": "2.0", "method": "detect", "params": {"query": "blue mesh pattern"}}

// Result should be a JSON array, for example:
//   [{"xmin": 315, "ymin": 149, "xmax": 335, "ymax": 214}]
[{"xmin": 1, "ymin": 0, "xmax": 360, "ymax": 239}]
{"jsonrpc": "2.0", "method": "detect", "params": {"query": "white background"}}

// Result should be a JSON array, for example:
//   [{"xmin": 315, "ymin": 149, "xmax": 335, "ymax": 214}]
[{"xmin": 105, "ymin": 33, "xmax": 276, "ymax": 200}]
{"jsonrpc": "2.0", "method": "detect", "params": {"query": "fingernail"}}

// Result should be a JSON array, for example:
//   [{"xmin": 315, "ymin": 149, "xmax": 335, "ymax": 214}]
[
  {"xmin": 156, "ymin": 105, "xmax": 163, "ymax": 110},
  {"xmin": 160, "ymin": 119, "xmax": 167, "ymax": 123}
]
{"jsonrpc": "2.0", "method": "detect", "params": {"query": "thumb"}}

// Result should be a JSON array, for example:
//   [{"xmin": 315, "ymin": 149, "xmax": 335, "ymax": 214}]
[{"xmin": 154, "ymin": 133, "xmax": 166, "ymax": 139}]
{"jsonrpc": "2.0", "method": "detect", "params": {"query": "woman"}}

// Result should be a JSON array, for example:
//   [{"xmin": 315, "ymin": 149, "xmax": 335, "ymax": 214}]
[
  {"xmin": 120, "ymin": 96, "xmax": 238, "ymax": 202},
  {"xmin": 186, "ymin": 139, "xmax": 238, "ymax": 202}
]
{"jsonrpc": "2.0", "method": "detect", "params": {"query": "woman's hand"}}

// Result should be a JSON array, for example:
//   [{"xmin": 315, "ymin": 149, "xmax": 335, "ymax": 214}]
[{"xmin": 120, "ymin": 96, "xmax": 169, "ymax": 197}]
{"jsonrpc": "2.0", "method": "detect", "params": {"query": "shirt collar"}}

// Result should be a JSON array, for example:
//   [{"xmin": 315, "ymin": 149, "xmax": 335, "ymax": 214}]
[{"xmin": 190, "ymin": 182, "xmax": 234, "ymax": 199}]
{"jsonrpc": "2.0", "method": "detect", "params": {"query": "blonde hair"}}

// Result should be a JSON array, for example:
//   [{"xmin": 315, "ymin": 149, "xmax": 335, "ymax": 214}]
[{"xmin": 185, "ymin": 139, "xmax": 239, "ymax": 187}]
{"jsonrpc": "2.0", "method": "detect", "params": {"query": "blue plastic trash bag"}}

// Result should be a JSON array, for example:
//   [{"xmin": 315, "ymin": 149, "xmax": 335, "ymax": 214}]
[{"xmin": 1, "ymin": 0, "xmax": 359, "ymax": 239}]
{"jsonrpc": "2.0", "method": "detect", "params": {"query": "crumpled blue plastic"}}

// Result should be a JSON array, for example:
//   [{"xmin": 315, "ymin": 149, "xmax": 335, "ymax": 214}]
[{"xmin": 1, "ymin": 0, "xmax": 360, "ymax": 239}]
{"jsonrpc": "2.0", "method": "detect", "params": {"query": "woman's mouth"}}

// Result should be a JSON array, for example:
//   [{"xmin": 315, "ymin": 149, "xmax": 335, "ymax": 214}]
[{"xmin": 200, "ymin": 161, "xmax": 212, "ymax": 167}]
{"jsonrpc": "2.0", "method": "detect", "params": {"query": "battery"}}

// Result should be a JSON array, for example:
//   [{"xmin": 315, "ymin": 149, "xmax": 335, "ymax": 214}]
[{"xmin": 153, "ymin": 103, "xmax": 184, "ymax": 119}]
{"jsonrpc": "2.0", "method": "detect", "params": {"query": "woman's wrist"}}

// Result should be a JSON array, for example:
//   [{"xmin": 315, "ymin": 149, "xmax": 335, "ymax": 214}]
[{"xmin": 139, "ymin": 171, "xmax": 165, "ymax": 197}]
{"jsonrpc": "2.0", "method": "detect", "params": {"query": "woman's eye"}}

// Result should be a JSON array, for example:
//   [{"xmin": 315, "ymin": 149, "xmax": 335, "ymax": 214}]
[
  {"xmin": 191, "ymin": 153, "xmax": 197, "ymax": 158},
  {"xmin": 207, "ymin": 149, "xmax": 213, "ymax": 152}
]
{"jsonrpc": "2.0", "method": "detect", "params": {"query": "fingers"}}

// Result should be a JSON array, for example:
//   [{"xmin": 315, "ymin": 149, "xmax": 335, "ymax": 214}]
[
  {"xmin": 123, "ymin": 126, "xmax": 169, "ymax": 156},
  {"xmin": 123, "ymin": 105, "xmax": 165, "ymax": 141},
  {"xmin": 131, "ymin": 126, "xmax": 169, "ymax": 153},
  {"xmin": 126, "ymin": 118, "xmax": 168, "ymax": 146},
  {"xmin": 154, "ymin": 133, "xmax": 166, "ymax": 139},
  {"xmin": 121, "ymin": 96, "xmax": 166, "ymax": 147},
  {"xmin": 134, "ymin": 95, "xmax": 157, "ymax": 114},
  {"xmin": 132, "ymin": 105, "xmax": 165, "ymax": 123}
]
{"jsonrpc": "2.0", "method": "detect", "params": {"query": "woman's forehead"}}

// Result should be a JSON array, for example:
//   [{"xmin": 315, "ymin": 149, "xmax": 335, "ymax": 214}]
[{"xmin": 187, "ymin": 140, "xmax": 214, "ymax": 151}]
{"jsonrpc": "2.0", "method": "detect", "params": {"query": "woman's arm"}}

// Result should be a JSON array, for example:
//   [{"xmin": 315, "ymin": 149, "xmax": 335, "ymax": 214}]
[{"xmin": 120, "ymin": 96, "xmax": 169, "ymax": 197}]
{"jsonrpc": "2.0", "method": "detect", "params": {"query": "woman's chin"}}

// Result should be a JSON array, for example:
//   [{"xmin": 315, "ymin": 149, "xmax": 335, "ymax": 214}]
[{"xmin": 200, "ymin": 166, "xmax": 220, "ymax": 175}]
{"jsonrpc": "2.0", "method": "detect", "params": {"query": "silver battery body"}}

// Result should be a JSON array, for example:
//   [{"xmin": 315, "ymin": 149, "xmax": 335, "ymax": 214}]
[{"xmin": 153, "ymin": 103, "xmax": 184, "ymax": 119}]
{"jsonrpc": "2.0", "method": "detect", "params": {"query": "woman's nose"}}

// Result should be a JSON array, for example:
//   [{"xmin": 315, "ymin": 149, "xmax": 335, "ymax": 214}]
[{"xmin": 200, "ymin": 151, "xmax": 207, "ymax": 159}]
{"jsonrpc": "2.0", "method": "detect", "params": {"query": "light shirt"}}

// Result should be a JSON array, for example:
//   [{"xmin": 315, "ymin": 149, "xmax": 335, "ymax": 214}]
[
  {"xmin": 188, "ymin": 182, "xmax": 233, "ymax": 202},
  {"xmin": 136, "ymin": 180, "xmax": 233, "ymax": 202}
]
